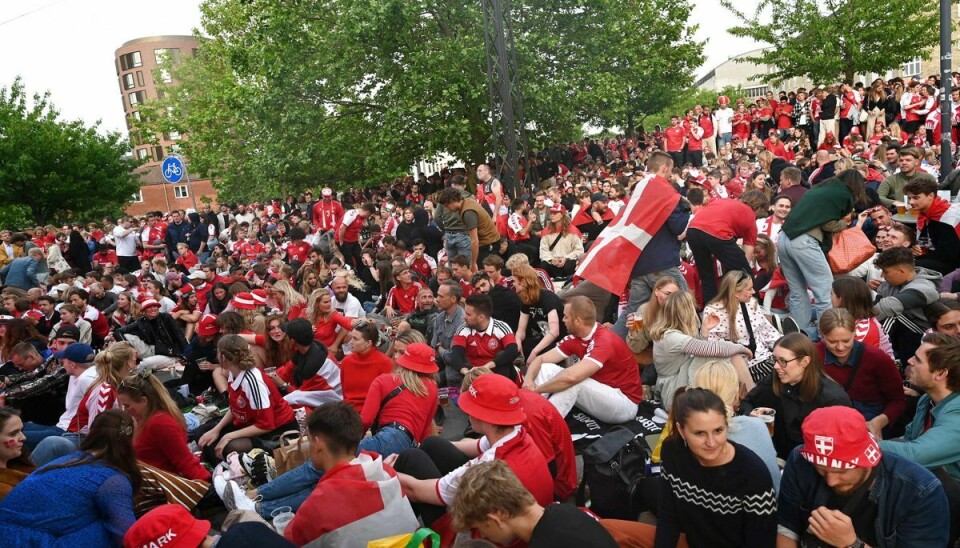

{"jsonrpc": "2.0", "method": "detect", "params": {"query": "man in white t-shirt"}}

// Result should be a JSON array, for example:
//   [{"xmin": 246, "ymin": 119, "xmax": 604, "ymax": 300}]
[
  {"xmin": 113, "ymin": 217, "xmax": 140, "ymax": 272},
  {"xmin": 714, "ymin": 95, "xmax": 735, "ymax": 146}
]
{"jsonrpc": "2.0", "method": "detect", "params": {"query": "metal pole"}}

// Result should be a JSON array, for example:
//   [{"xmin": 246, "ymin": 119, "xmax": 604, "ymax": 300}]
[
  {"xmin": 180, "ymin": 156, "xmax": 199, "ymax": 211},
  {"xmin": 941, "ymin": 0, "xmax": 953, "ymax": 181},
  {"xmin": 161, "ymin": 179, "xmax": 171, "ymax": 214}
]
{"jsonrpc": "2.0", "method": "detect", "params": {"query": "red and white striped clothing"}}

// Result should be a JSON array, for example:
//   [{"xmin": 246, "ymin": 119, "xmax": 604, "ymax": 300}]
[
  {"xmin": 68, "ymin": 382, "xmax": 117, "ymax": 434},
  {"xmin": 507, "ymin": 212, "xmax": 531, "ymax": 241},
  {"xmin": 339, "ymin": 209, "xmax": 365, "ymax": 244},
  {"xmin": 227, "ymin": 368, "xmax": 295, "ymax": 431},
  {"xmin": 756, "ymin": 215, "xmax": 784, "ymax": 243}
]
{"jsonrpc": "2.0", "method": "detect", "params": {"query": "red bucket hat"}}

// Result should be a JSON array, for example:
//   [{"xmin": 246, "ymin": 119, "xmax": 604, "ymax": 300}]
[
  {"xmin": 123, "ymin": 504, "xmax": 210, "ymax": 548},
  {"xmin": 231, "ymin": 292, "xmax": 257, "ymax": 310},
  {"xmin": 800, "ymin": 406, "xmax": 882, "ymax": 469},
  {"xmin": 458, "ymin": 374, "xmax": 526, "ymax": 426},
  {"xmin": 395, "ymin": 343, "xmax": 439, "ymax": 374},
  {"xmin": 251, "ymin": 289, "xmax": 268, "ymax": 305}
]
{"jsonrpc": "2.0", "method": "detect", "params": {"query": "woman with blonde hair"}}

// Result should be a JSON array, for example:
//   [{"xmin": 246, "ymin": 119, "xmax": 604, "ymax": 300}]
[
  {"xmin": 269, "ymin": 279, "xmax": 307, "ymax": 320},
  {"xmin": 815, "ymin": 308, "xmax": 905, "ymax": 438},
  {"xmin": 703, "ymin": 270, "xmax": 781, "ymax": 383},
  {"xmin": 626, "ymin": 276, "xmax": 681, "ymax": 359},
  {"xmin": 196, "ymin": 335, "xmax": 296, "ymax": 464},
  {"xmin": 512, "ymin": 264, "xmax": 564, "ymax": 363},
  {"xmin": 65, "ymin": 342, "xmax": 138, "ymax": 439},
  {"xmin": 297, "ymin": 267, "xmax": 323, "ymax": 299},
  {"xmin": 305, "ymin": 289, "xmax": 357, "ymax": 355},
  {"xmin": 741, "ymin": 332, "xmax": 852, "ymax": 458},
  {"xmin": 389, "ymin": 328, "xmax": 426, "ymax": 359},
  {"xmin": 117, "ymin": 371, "xmax": 210, "ymax": 481},
  {"xmin": 110, "ymin": 291, "xmax": 140, "ymax": 329},
  {"xmin": 649, "ymin": 291, "xmax": 754, "ymax": 409}
]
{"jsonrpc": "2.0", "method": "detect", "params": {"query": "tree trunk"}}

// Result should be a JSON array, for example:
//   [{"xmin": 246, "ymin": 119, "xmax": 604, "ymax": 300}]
[{"xmin": 627, "ymin": 112, "xmax": 635, "ymax": 139}]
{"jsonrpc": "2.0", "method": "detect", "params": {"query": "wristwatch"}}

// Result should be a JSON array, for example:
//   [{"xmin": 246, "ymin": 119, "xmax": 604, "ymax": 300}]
[{"xmin": 844, "ymin": 539, "xmax": 864, "ymax": 548}]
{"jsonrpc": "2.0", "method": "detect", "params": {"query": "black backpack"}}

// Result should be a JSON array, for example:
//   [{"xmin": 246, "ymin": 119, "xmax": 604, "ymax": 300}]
[{"xmin": 576, "ymin": 425, "xmax": 652, "ymax": 520}]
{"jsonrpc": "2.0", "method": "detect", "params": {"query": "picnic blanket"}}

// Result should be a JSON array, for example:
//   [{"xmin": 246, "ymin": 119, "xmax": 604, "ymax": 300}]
[{"xmin": 565, "ymin": 400, "xmax": 666, "ymax": 453}]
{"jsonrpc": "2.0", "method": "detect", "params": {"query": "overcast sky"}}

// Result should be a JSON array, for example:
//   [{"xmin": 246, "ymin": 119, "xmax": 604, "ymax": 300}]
[{"xmin": 0, "ymin": 0, "xmax": 762, "ymax": 137}]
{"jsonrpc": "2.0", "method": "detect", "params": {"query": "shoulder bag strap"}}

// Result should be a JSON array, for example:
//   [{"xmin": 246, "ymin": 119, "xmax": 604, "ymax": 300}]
[
  {"xmin": 843, "ymin": 344, "xmax": 865, "ymax": 392},
  {"xmin": 372, "ymin": 384, "xmax": 406, "ymax": 431},
  {"xmin": 740, "ymin": 301, "xmax": 757, "ymax": 354}
]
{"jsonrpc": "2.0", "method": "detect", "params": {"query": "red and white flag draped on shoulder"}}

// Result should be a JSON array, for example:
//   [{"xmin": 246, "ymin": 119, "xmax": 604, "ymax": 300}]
[{"xmin": 575, "ymin": 174, "xmax": 682, "ymax": 295}]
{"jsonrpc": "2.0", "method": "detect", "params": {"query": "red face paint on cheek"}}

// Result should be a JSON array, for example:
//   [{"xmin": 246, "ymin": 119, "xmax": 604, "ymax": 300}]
[{"xmin": 4, "ymin": 439, "xmax": 17, "ymax": 448}]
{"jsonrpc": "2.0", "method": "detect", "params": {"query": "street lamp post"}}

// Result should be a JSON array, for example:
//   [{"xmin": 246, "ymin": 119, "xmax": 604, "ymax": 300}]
[{"xmin": 940, "ymin": 0, "xmax": 953, "ymax": 181}]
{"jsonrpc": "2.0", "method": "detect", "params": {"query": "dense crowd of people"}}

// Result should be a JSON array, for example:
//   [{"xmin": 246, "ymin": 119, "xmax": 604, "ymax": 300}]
[{"xmin": 1, "ymin": 78, "xmax": 960, "ymax": 547}]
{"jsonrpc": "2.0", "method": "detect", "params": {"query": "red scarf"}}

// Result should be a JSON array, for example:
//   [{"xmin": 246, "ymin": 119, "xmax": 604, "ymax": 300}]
[{"xmin": 918, "ymin": 196, "xmax": 951, "ymax": 231}]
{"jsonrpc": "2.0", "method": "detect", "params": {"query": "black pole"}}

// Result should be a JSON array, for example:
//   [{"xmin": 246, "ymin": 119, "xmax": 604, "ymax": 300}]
[{"xmin": 941, "ymin": 0, "xmax": 953, "ymax": 181}]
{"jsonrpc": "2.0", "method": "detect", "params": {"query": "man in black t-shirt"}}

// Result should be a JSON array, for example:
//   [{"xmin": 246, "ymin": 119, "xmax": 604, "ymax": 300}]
[{"xmin": 449, "ymin": 460, "xmax": 617, "ymax": 548}]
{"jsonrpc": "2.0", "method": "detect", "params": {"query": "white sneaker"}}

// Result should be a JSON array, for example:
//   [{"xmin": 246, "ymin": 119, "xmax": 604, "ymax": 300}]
[
  {"xmin": 213, "ymin": 475, "xmax": 227, "ymax": 499},
  {"xmin": 224, "ymin": 479, "xmax": 258, "ymax": 512}
]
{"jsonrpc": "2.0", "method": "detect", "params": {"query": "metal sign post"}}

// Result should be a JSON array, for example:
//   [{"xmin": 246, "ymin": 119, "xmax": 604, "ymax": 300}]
[{"xmin": 162, "ymin": 156, "xmax": 198, "ymax": 211}]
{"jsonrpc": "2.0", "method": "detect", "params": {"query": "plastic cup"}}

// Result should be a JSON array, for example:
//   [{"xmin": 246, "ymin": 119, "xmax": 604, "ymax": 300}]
[
  {"xmin": 271, "ymin": 507, "xmax": 294, "ymax": 536},
  {"xmin": 758, "ymin": 409, "xmax": 775, "ymax": 436}
]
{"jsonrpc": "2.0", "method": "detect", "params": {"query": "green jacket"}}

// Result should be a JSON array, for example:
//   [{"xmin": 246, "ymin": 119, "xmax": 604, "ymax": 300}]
[
  {"xmin": 781, "ymin": 179, "xmax": 854, "ymax": 252},
  {"xmin": 877, "ymin": 170, "xmax": 938, "ymax": 207},
  {"xmin": 881, "ymin": 392, "xmax": 960, "ymax": 481}
]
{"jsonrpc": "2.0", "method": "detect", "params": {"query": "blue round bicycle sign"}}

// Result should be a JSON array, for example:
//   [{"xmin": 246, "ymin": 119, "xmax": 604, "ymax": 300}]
[{"xmin": 161, "ymin": 157, "xmax": 185, "ymax": 184}]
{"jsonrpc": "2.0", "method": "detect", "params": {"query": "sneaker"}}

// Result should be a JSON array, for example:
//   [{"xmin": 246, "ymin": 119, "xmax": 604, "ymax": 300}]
[
  {"xmin": 223, "ymin": 480, "xmax": 258, "ymax": 512},
  {"xmin": 779, "ymin": 316, "xmax": 801, "ymax": 335},
  {"xmin": 241, "ymin": 449, "xmax": 276, "ymax": 487},
  {"xmin": 213, "ymin": 475, "xmax": 227, "ymax": 499}
]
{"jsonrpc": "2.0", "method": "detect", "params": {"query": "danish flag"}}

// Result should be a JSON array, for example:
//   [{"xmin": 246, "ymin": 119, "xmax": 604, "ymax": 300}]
[{"xmin": 575, "ymin": 174, "xmax": 682, "ymax": 295}]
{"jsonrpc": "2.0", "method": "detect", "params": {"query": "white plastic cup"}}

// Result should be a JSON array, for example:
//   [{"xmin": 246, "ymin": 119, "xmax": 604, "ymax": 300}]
[{"xmin": 271, "ymin": 507, "xmax": 294, "ymax": 536}]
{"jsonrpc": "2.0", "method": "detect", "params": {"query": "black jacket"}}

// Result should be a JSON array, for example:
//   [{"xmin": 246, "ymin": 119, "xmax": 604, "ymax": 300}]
[
  {"xmin": 741, "ymin": 374, "xmax": 852, "ymax": 458},
  {"xmin": 114, "ymin": 313, "xmax": 189, "ymax": 357},
  {"xmin": 820, "ymin": 94, "xmax": 838, "ymax": 120}
]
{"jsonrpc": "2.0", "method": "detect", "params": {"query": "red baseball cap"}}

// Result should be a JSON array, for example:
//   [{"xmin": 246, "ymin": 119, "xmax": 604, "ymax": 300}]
[
  {"xmin": 23, "ymin": 309, "xmax": 43, "ymax": 321},
  {"xmin": 197, "ymin": 314, "xmax": 219, "ymax": 337},
  {"xmin": 123, "ymin": 504, "xmax": 210, "ymax": 548},
  {"xmin": 548, "ymin": 204, "xmax": 566, "ymax": 214},
  {"xmin": 800, "ymin": 406, "xmax": 882, "ymax": 469},
  {"xmin": 321, "ymin": 187, "xmax": 333, "ymax": 197},
  {"xmin": 140, "ymin": 298, "xmax": 160, "ymax": 310},
  {"xmin": 396, "ymin": 343, "xmax": 439, "ymax": 374},
  {"xmin": 458, "ymin": 374, "xmax": 526, "ymax": 426}
]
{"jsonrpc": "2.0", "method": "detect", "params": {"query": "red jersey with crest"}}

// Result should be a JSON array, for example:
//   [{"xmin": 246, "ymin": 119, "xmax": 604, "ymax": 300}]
[
  {"xmin": 555, "ymin": 323, "xmax": 642, "ymax": 403},
  {"xmin": 228, "ymin": 368, "xmax": 295, "ymax": 430},
  {"xmin": 452, "ymin": 319, "xmax": 517, "ymax": 368}
]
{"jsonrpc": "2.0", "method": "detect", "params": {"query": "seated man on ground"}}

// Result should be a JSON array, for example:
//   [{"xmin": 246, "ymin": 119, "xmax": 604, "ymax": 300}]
[
  {"xmin": 283, "ymin": 402, "xmax": 419, "ymax": 546},
  {"xmin": 462, "ymin": 368, "xmax": 577, "ymax": 501},
  {"xmin": 524, "ymin": 295, "xmax": 642, "ymax": 424},
  {"xmin": 388, "ymin": 373, "xmax": 553, "ymax": 529},
  {"xmin": 448, "ymin": 293, "xmax": 520, "ymax": 383},
  {"xmin": 449, "ymin": 461, "xmax": 617, "ymax": 547},
  {"xmin": 873, "ymin": 247, "xmax": 942, "ymax": 362},
  {"xmin": 778, "ymin": 406, "xmax": 949, "ymax": 548},
  {"xmin": 881, "ymin": 333, "xmax": 960, "ymax": 483}
]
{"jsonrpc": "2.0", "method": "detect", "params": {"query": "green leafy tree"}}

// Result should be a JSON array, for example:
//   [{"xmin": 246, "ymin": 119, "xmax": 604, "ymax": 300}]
[
  {"xmin": 136, "ymin": 0, "xmax": 702, "ymax": 201},
  {"xmin": 644, "ymin": 86, "xmax": 743, "ymax": 130},
  {"xmin": 721, "ymin": 0, "xmax": 939, "ymax": 84},
  {"xmin": 0, "ymin": 77, "xmax": 141, "ymax": 225}
]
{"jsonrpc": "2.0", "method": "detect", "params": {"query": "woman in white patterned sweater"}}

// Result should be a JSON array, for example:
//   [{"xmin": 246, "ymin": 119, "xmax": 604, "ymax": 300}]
[{"xmin": 655, "ymin": 387, "xmax": 778, "ymax": 548}]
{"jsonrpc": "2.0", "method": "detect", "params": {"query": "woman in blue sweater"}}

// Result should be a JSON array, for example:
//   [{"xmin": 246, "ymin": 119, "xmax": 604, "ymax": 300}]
[{"xmin": 0, "ymin": 410, "xmax": 140, "ymax": 547}]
